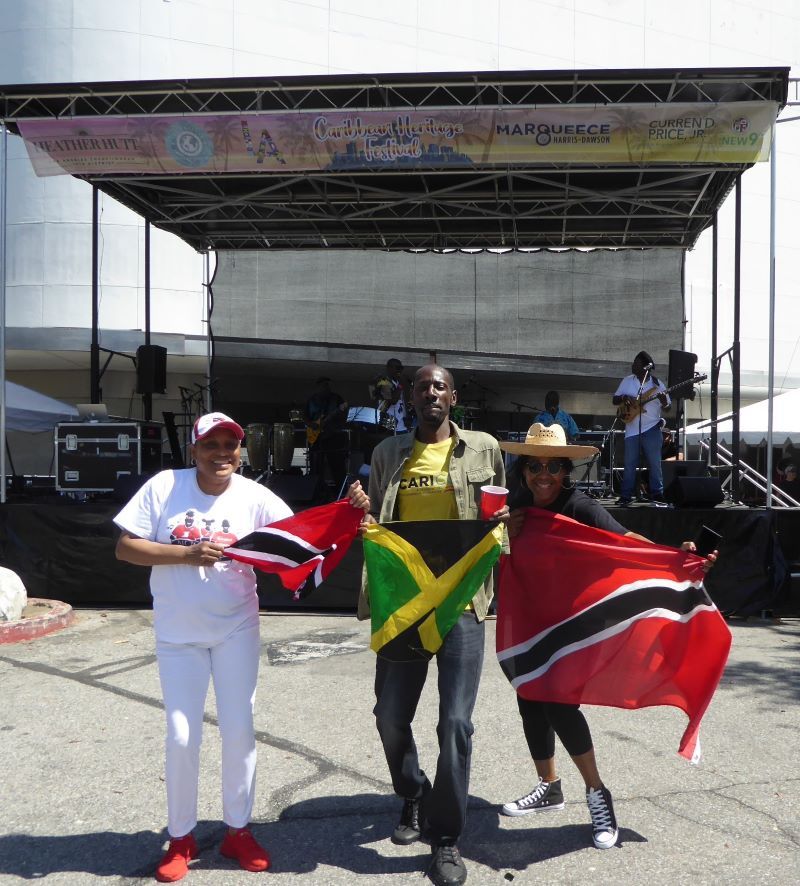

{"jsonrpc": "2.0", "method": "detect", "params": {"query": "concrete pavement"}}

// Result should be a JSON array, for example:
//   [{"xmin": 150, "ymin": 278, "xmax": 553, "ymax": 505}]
[{"xmin": 0, "ymin": 609, "xmax": 797, "ymax": 885}]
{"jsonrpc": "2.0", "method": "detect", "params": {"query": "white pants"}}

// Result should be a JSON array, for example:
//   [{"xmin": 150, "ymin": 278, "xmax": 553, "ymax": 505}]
[{"xmin": 156, "ymin": 617, "xmax": 261, "ymax": 838}]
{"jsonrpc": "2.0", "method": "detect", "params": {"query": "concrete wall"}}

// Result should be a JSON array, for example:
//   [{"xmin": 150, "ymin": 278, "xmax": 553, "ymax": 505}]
[{"xmin": 2, "ymin": 0, "xmax": 799, "ymax": 402}]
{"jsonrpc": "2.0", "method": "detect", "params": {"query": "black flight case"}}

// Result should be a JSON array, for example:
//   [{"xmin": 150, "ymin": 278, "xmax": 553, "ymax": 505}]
[{"xmin": 54, "ymin": 422, "xmax": 162, "ymax": 493}]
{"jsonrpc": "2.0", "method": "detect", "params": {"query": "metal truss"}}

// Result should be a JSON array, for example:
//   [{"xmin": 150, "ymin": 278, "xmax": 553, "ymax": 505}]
[
  {"xmin": 0, "ymin": 67, "xmax": 788, "ymax": 118},
  {"xmin": 91, "ymin": 162, "xmax": 747, "ymax": 250},
  {"xmin": 0, "ymin": 67, "xmax": 788, "ymax": 251}
]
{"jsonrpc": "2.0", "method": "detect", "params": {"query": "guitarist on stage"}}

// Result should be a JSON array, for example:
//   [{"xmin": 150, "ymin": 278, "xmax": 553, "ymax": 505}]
[
  {"xmin": 612, "ymin": 351, "xmax": 670, "ymax": 506},
  {"xmin": 305, "ymin": 376, "xmax": 349, "ymax": 496}
]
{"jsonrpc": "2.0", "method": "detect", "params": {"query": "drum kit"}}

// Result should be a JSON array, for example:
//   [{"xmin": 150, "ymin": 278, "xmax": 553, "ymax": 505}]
[
  {"xmin": 343, "ymin": 406, "xmax": 398, "ymax": 476},
  {"xmin": 451, "ymin": 404, "xmax": 483, "ymax": 430}
]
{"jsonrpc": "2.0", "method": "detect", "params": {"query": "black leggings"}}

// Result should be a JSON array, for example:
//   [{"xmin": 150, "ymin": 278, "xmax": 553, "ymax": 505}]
[{"xmin": 517, "ymin": 695, "xmax": 594, "ymax": 760}]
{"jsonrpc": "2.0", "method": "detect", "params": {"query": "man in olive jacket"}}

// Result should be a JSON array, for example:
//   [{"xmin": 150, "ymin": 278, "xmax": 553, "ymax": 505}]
[{"xmin": 359, "ymin": 363, "xmax": 507, "ymax": 886}]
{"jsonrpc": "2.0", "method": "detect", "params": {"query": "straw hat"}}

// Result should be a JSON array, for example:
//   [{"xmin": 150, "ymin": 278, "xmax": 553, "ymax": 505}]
[{"xmin": 498, "ymin": 422, "xmax": 599, "ymax": 460}]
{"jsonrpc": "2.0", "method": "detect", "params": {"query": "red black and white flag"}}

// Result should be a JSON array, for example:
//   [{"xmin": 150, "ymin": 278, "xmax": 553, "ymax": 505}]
[
  {"xmin": 224, "ymin": 500, "xmax": 362, "ymax": 599},
  {"xmin": 496, "ymin": 509, "xmax": 732, "ymax": 762}
]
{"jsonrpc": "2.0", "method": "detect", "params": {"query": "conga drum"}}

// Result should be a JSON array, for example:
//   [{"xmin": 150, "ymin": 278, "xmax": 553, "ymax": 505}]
[
  {"xmin": 271, "ymin": 422, "xmax": 294, "ymax": 472},
  {"xmin": 245, "ymin": 423, "xmax": 270, "ymax": 473}
]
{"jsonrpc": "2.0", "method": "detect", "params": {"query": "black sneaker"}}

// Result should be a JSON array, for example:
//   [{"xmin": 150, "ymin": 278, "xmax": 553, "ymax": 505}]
[
  {"xmin": 616, "ymin": 497, "xmax": 632, "ymax": 507},
  {"xmin": 501, "ymin": 777, "xmax": 565, "ymax": 816},
  {"xmin": 586, "ymin": 785, "xmax": 619, "ymax": 849},
  {"xmin": 429, "ymin": 842, "xmax": 467, "ymax": 886},
  {"xmin": 392, "ymin": 797, "xmax": 422, "ymax": 845}
]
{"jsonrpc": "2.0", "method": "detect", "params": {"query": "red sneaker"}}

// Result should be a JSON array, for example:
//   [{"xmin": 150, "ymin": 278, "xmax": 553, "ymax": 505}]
[
  {"xmin": 155, "ymin": 834, "xmax": 198, "ymax": 883},
  {"xmin": 219, "ymin": 828, "xmax": 271, "ymax": 872}
]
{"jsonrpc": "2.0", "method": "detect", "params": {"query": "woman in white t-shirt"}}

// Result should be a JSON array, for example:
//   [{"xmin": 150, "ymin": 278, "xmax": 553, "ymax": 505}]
[{"xmin": 115, "ymin": 412, "xmax": 369, "ymax": 883}]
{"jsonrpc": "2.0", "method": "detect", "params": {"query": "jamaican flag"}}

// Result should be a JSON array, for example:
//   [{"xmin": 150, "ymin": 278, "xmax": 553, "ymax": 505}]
[{"xmin": 363, "ymin": 520, "xmax": 503, "ymax": 662}]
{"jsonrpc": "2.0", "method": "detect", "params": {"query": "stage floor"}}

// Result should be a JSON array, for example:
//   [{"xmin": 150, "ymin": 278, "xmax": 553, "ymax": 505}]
[{"xmin": 1, "ymin": 496, "xmax": 797, "ymax": 616}]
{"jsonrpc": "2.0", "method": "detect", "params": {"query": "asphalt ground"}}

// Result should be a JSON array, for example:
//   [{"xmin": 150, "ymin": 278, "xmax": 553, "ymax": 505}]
[{"xmin": 0, "ymin": 610, "xmax": 798, "ymax": 886}]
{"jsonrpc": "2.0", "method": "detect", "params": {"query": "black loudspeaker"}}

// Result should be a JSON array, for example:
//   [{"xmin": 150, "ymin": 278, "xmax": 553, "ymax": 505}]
[
  {"xmin": 267, "ymin": 474, "xmax": 319, "ymax": 503},
  {"xmin": 668, "ymin": 349, "xmax": 698, "ymax": 398},
  {"xmin": 136, "ymin": 345, "xmax": 167, "ymax": 394},
  {"xmin": 666, "ymin": 476, "xmax": 724, "ymax": 507},
  {"xmin": 661, "ymin": 460, "xmax": 708, "ymax": 490}
]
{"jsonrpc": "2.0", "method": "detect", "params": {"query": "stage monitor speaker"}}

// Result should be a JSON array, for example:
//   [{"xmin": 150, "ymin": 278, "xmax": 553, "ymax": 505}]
[
  {"xmin": 666, "ymin": 476, "xmax": 724, "ymax": 507},
  {"xmin": 136, "ymin": 345, "xmax": 167, "ymax": 394},
  {"xmin": 267, "ymin": 473, "xmax": 319, "ymax": 503},
  {"xmin": 661, "ymin": 460, "xmax": 708, "ymax": 490},
  {"xmin": 668, "ymin": 349, "xmax": 698, "ymax": 398}
]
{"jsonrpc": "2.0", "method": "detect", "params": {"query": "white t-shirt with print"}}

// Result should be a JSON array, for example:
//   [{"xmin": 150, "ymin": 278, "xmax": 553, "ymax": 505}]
[
  {"xmin": 614, "ymin": 374, "xmax": 671, "ymax": 438},
  {"xmin": 114, "ymin": 469, "xmax": 292, "ymax": 644}
]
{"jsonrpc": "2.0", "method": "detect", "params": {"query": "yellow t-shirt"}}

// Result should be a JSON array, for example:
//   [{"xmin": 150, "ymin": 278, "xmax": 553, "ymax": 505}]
[{"xmin": 398, "ymin": 437, "xmax": 458, "ymax": 522}]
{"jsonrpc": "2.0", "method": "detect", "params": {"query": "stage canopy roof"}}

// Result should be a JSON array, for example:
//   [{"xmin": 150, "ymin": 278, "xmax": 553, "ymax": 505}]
[{"xmin": 0, "ymin": 66, "xmax": 789, "ymax": 251}]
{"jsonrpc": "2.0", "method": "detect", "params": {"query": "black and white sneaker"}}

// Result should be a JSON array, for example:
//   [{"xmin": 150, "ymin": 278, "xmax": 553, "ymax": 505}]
[
  {"xmin": 501, "ymin": 778, "xmax": 565, "ymax": 816},
  {"xmin": 586, "ymin": 785, "xmax": 618, "ymax": 849}
]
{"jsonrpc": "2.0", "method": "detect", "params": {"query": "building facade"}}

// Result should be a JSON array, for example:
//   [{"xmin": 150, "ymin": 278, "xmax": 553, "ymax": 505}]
[{"xmin": 2, "ymin": 1, "xmax": 799, "ymax": 473}]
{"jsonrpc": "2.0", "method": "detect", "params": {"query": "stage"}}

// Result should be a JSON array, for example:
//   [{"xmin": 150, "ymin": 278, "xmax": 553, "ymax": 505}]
[{"xmin": 1, "ymin": 495, "xmax": 797, "ymax": 617}]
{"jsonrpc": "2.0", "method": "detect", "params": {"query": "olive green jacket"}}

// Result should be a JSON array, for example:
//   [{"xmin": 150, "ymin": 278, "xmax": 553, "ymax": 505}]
[{"xmin": 357, "ymin": 422, "xmax": 506, "ymax": 622}]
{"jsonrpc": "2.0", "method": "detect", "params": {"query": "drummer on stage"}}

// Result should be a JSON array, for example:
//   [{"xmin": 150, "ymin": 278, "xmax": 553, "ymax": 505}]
[{"xmin": 304, "ymin": 377, "xmax": 349, "ymax": 496}]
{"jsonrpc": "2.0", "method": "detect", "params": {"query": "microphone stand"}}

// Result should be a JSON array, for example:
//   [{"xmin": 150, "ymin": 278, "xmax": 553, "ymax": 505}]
[
  {"xmin": 600, "ymin": 416, "xmax": 623, "ymax": 498},
  {"xmin": 459, "ymin": 376, "xmax": 497, "ymax": 430},
  {"xmin": 509, "ymin": 400, "xmax": 544, "ymax": 414},
  {"xmin": 508, "ymin": 401, "xmax": 544, "ymax": 434},
  {"xmin": 634, "ymin": 368, "xmax": 650, "ymax": 502},
  {"xmin": 577, "ymin": 450, "xmax": 601, "ymax": 496}
]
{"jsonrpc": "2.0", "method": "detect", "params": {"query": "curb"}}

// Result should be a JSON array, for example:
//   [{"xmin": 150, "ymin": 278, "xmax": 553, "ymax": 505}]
[{"xmin": 0, "ymin": 598, "xmax": 75, "ymax": 644}]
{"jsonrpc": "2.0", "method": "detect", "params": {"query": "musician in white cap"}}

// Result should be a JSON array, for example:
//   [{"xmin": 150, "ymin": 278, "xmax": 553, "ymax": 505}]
[{"xmin": 612, "ymin": 350, "xmax": 671, "ymax": 506}]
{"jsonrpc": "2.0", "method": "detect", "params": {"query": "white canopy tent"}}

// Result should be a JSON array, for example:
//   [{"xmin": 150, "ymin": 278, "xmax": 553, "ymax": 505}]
[
  {"xmin": 685, "ymin": 387, "xmax": 800, "ymax": 446},
  {"xmin": 4, "ymin": 381, "xmax": 78, "ymax": 432}
]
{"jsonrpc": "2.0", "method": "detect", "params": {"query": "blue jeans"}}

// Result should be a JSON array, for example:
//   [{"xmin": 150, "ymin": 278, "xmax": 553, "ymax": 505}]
[
  {"xmin": 621, "ymin": 423, "xmax": 664, "ymax": 499},
  {"xmin": 373, "ymin": 611, "xmax": 485, "ymax": 844}
]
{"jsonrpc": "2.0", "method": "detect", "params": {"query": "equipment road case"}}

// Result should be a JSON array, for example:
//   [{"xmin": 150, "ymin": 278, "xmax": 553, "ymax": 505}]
[{"xmin": 55, "ymin": 422, "xmax": 162, "ymax": 493}]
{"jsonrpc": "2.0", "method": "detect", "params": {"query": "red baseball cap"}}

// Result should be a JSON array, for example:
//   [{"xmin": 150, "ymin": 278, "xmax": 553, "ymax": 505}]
[{"xmin": 191, "ymin": 412, "xmax": 245, "ymax": 444}]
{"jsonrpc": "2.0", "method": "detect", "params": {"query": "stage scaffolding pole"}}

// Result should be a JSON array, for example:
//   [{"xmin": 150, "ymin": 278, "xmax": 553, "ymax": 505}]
[
  {"xmin": 732, "ymin": 178, "xmax": 742, "ymax": 502},
  {"xmin": 766, "ymin": 123, "xmax": 777, "ymax": 508},
  {"xmin": 710, "ymin": 213, "xmax": 718, "ymax": 473},
  {"xmin": 204, "ymin": 250, "xmax": 212, "ymax": 413},
  {"xmin": 143, "ymin": 219, "xmax": 152, "ymax": 422},
  {"xmin": 90, "ymin": 186, "xmax": 101, "ymax": 403},
  {"xmin": 0, "ymin": 123, "xmax": 8, "ymax": 504}
]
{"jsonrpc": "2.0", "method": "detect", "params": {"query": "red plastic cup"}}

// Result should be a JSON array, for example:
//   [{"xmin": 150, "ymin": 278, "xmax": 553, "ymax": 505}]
[{"xmin": 480, "ymin": 485, "xmax": 508, "ymax": 520}]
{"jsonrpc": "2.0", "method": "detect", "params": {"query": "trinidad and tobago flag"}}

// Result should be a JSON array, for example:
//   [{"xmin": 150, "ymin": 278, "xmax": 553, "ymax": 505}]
[
  {"xmin": 363, "ymin": 520, "xmax": 503, "ymax": 662},
  {"xmin": 497, "ymin": 509, "xmax": 732, "ymax": 762},
  {"xmin": 224, "ymin": 500, "xmax": 362, "ymax": 599}
]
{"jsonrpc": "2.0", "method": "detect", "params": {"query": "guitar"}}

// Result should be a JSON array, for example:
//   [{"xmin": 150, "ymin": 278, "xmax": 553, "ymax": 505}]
[
  {"xmin": 306, "ymin": 401, "xmax": 349, "ymax": 446},
  {"xmin": 616, "ymin": 374, "xmax": 707, "ymax": 424}
]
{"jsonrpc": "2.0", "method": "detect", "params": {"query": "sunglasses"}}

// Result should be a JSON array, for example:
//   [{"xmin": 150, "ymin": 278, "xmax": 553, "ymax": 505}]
[{"xmin": 524, "ymin": 460, "xmax": 565, "ymax": 476}]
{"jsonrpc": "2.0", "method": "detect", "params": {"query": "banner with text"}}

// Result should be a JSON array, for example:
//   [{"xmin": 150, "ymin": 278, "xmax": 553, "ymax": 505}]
[{"xmin": 19, "ymin": 101, "xmax": 777, "ymax": 177}]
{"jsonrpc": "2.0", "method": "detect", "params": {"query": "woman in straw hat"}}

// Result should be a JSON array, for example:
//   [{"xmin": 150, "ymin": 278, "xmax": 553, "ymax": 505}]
[{"xmin": 497, "ymin": 423, "xmax": 715, "ymax": 850}]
